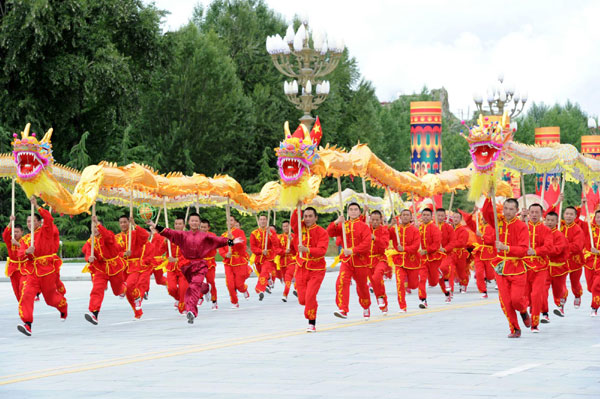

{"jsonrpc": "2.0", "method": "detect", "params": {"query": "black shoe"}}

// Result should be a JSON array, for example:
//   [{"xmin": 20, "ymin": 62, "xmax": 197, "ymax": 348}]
[
  {"xmin": 418, "ymin": 300, "xmax": 428, "ymax": 309},
  {"xmin": 18, "ymin": 324, "xmax": 32, "ymax": 336},
  {"xmin": 186, "ymin": 311, "xmax": 195, "ymax": 324},
  {"xmin": 265, "ymin": 286, "xmax": 272, "ymax": 294},
  {"xmin": 293, "ymin": 290, "xmax": 298, "ymax": 297},
  {"xmin": 85, "ymin": 313, "xmax": 98, "ymax": 325},
  {"xmin": 259, "ymin": 292, "xmax": 265, "ymax": 301},
  {"xmin": 144, "ymin": 292, "xmax": 149, "ymax": 300}
]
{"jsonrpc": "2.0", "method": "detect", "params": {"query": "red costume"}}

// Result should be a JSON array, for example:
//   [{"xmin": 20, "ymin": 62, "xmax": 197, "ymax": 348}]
[
  {"xmin": 203, "ymin": 232, "xmax": 218, "ymax": 305},
  {"xmin": 278, "ymin": 232, "xmax": 298, "ymax": 299},
  {"xmin": 81, "ymin": 224, "xmax": 126, "ymax": 315},
  {"xmin": 250, "ymin": 227, "xmax": 279, "ymax": 295},
  {"xmin": 482, "ymin": 199, "xmax": 529, "ymax": 335},
  {"xmin": 441, "ymin": 224, "xmax": 470, "ymax": 295},
  {"xmin": 418, "ymin": 220, "xmax": 442, "ymax": 303},
  {"xmin": 115, "ymin": 225, "xmax": 150, "ymax": 317},
  {"xmin": 369, "ymin": 224, "xmax": 390, "ymax": 311},
  {"xmin": 584, "ymin": 223, "xmax": 600, "ymax": 311},
  {"xmin": 139, "ymin": 234, "xmax": 167, "ymax": 300},
  {"xmin": 161, "ymin": 238, "xmax": 190, "ymax": 313},
  {"xmin": 158, "ymin": 227, "xmax": 229, "ymax": 318},
  {"xmin": 18, "ymin": 207, "xmax": 68, "ymax": 327},
  {"xmin": 3, "ymin": 226, "xmax": 27, "ymax": 301},
  {"xmin": 561, "ymin": 221, "xmax": 585, "ymax": 301},
  {"xmin": 218, "ymin": 227, "xmax": 250, "ymax": 305},
  {"xmin": 328, "ymin": 217, "xmax": 372, "ymax": 314},
  {"xmin": 390, "ymin": 222, "xmax": 421, "ymax": 311},
  {"xmin": 438, "ymin": 221, "xmax": 455, "ymax": 294},
  {"xmin": 460, "ymin": 209, "xmax": 496, "ymax": 294},
  {"xmin": 523, "ymin": 220, "xmax": 552, "ymax": 329},
  {"xmin": 291, "ymin": 209, "xmax": 329, "ymax": 321},
  {"xmin": 542, "ymin": 227, "xmax": 569, "ymax": 315}
]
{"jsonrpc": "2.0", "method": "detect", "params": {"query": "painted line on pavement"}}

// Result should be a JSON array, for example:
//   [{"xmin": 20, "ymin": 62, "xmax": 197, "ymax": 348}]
[
  {"xmin": 492, "ymin": 363, "xmax": 541, "ymax": 377},
  {"xmin": 0, "ymin": 298, "xmax": 498, "ymax": 386}
]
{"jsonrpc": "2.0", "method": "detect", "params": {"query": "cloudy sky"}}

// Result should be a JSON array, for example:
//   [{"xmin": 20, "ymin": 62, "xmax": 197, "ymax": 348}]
[{"xmin": 149, "ymin": 0, "xmax": 600, "ymax": 119}]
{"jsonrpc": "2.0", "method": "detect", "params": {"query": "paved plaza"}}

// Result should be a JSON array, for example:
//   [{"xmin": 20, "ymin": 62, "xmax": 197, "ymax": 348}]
[{"xmin": 0, "ymin": 262, "xmax": 599, "ymax": 398}]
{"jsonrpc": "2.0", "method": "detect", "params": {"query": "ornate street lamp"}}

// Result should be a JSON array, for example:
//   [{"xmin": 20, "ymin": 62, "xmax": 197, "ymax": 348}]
[
  {"xmin": 266, "ymin": 19, "xmax": 345, "ymax": 128},
  {"xmin": 472, "ymin": 73, "xmax": 528, "ymax": 118},
  {"xmin": 588, "ymin": 117, "xmax": 600, "ymax": 134}
]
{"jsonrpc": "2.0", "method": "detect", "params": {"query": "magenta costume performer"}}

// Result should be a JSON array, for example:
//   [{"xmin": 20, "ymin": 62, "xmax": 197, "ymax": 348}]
[{"xmin": 153, "ymin": 223, "xmax": 234, "ymax": 324}]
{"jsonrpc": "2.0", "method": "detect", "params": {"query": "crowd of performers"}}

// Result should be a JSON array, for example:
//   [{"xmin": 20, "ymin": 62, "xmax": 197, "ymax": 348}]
[{"xmin": 3, "ymin": 194, "xmax": 600, "ymax": 337}]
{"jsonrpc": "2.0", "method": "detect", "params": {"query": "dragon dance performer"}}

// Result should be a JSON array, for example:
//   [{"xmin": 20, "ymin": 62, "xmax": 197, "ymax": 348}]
[
  {"xmin": 521, "ymin": 204, "xmax": 553, "ymax": 332},
  {"xmin": 436, "ymin": 208, "xmax": 456, "ymax": 297},
  {"xmin": 161, "ymin": 217, "xmax": 189, "ymax": 314},
  {"xmin": 390, "ymin": 209, "xmax": 421, "ymax": 312},
  {"xmin": 200, "ymin": 219, "xmax": 219, "ymax": 310},
  {"xmin": 328, "ymin": 202, "xmax": 372, "ymax": 320},
  {"xmin": 291, "ymin": 205, "xmax": 329, "ymax": 332},
  {"xmin": 460, "ymin": 208, "xmax": 497, "ymax": 298},
  {"xmin": 482, "ymin": 198, "xmax": 531, "ymax": 338},
  {"xmin": 440, "ymin": 212, "xmax": 470, "ymax": 302},
  {"xmin": 584, "ymin": 210, "xmax": 600, "ymax": 316},
  {"xmin": 115, "ymin": 215, "xmax": 149, "ymax": 319},
  {"xmin": 139, "ymin": 230, "xmax": 167, "ymax": 301},
  {"xmin": 3, "ymin": 217, "xmax": 27, "ymax": 301},
  {"xmin": 278, "ymin": 220, "xmax": 298, "ymax": 302},
  {"xmin": 218, "ymin": 215, "xmax": 251, "ymax": 308},
  {"xmin": 250, "ymin": 214, "xmax": 279, "ymax": 301},
  {"xmin": 82, "ymin": 216, "xmax": 126, "ymax": 325},
  {"xmin": 368, "ymin": 210, "xmax": 390, "ymax": 314},
  {"xmin": 17, "ymin": 197, "xmax": 68, "ymax": 336},
  {"xmin": 148, "ymin": 214, "xmax": 241, "ymax": 324},
  {"xmin": 417, "ymin": 208, "xmax": 442, "ymax": 309},
  {"xmin": 560, "ymin": 206, "xmax": 585, "ymax": 312},
  {"xmin": 541, "ymin": 212, "xmax": 568, "ymax": 322}
]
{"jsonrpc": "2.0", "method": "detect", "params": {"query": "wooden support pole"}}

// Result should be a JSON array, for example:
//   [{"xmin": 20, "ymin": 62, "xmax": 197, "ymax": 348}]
[{"xmin": 337, "ymin": 176, "xmax": 348, "ymax": 249}]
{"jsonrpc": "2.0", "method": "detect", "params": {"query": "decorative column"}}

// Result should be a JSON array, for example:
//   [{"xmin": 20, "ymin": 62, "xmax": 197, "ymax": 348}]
[
  {"xmin": 581, "ymin": 135, "xmax": 600, "ymax": 211},
  {"xmin": 410, "ymin": 101, "xmax": 442, "ymax": 208},
  {"xmin": 534, "ymin": 127, "xmax": 561, "ymax": 207}
]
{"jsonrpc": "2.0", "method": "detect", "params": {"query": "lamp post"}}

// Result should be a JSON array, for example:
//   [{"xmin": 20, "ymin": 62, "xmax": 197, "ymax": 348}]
[
  {"xmin": 472, "ymin": 73, "xmax": 528, "ymax": 118},
  {"xmin": 266, "ymin": 19, "xmax": 345, "ymax": 129},
  {"xmin": 588, "ymin": 117, "xmax": 600, "ymax": 134}
]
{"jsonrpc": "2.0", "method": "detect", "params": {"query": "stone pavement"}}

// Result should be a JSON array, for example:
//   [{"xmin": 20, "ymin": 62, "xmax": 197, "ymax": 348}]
[{"xmin": 0, "ymin": 270, "xmax": 598, "ymax": 399}]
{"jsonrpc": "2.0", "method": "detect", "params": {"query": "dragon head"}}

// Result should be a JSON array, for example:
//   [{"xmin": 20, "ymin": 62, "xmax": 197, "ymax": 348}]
[
  {"xmin": 12, "ymin": 123, "xmax": 54, "ymax": 180},
  {"xmin": 462, "ymin": 113, "xmax": 513, "ymax": 173},
  {"xmin": 275, "ymin": 117, "xmax": 322, "ymax": 185}
]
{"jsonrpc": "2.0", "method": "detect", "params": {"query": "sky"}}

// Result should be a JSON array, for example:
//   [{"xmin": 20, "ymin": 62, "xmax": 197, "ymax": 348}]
[{"xmin": 148, "ymin": 0, "xmax": 600, "ymax": 120}]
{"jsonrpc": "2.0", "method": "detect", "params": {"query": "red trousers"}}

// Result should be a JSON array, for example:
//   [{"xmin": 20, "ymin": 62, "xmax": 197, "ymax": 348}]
[
  {"xmin": 296, "ymin": 267, "xmax": 326, "ymax": 320},
  {"xmin": 181, "ymin": 262, "xmax": 210, "ymax": 317},
  {"xmin": 496, "ymin": 273, "xmax": 527, "ymax": 333},
  {"xmin": 283, "ymin": 263, "xmax": 296, "ymax": 297},
  {"xmin": 255, "ymin": 260, "xmax": 275, "ymax": 293},
  {"xmin": 19, "ymin": 272, "xmax": 67, "ymax": 324},
  {"xmin": 439, "ymin": 256, "xmax": 455, "ymax": 294},
  {"xmin": 475, "ymin": 259, "xmax": 496, "ymax": 293},
  {"xmin": 224, "ymin": 265, "xmax": 249, "ymax": 305},
  {"xmin": 124, "ymin": 271, "xmax": 142, "ymax": 312},
  {"xmin": 395, "ymin": 267, "xmax": 421, "ymax": 310},
  {"xmin": 455, "ymin": 257, "xmax": 470, "ymax": 287},
  {"xmin": 585, "ymin": 268, "xmax": 593, "ymax": 293},
  {"xmin": 9, "ymin": 270, "xmax": 25, "ymax": 302},
  {"xmin": 335, "ymin": 262, "xmax": 371, "ymax": 313},
  {"xmin": 139, "ymin": 268, "xmax": 167, "ymax": 297},
  {"xmin": 587, "ymin": 269, "xmax": 600, "ymax": 309},
  {"xmin": 55, "ymin": 270, "xmax": 67, "ymax": 295},
  {"xmin": 524, "ymin": 269, "xmax": 548, "ymax": 328},
  {"xmin": 167, "ymin": 269, "xmax": 189, "ymax": 313},
  {"xmin": 206, "ymin": 267, "xmax": 217, "ymax": 302},
  {"xmin": 418, "ymin": 259, "xmax": 441, "ymax": 300},
  {"xmin": 369, "ymin": 260, "xmax": 388, "ymax": 308},
  {"xmin": 567, "ymin": 268, "xmax": 583, "ymax": 298},
  {"xmin": 542, "ymin": 274, "xmax": 567, "ymax": 313},
  {"xmin": 89, "ymin": 272, "xmax": 125, "ymax": 312}
]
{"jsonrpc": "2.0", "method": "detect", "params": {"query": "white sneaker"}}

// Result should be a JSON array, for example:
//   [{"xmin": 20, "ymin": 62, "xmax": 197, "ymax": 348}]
[
  {"xmin": 231, "ymin": 303, "xmax": 239, "ymax": 309},
  {"xmin": 574, "ymin": 297, "xmax": 581, "ymax": 309},
  {"xmin": 243, "ymin": 290, "xmax": 250, "ymax": 300},
  {"xmin": 211, "ymin": 303, "xmax": 218, "ymax": 311},
  {"xmin": 398, "ymin": 308, "xmax": 407, "ymax": 313},
  {"xmin": 174, "ymin": 301, "xmax": 179, "ymax": 308},
  {"xmin": 282, "ymin": 295, "xmax": 288, "ymax": 302},
  {"xmin": 306, "ymin": 324, "xmax": 316, "ymax": 333},
  {"xmin": 363, "ymin": 308, "xmax": 370, "ymax": 320},
  {"xmin": 377, "ymin": 297, "xmax": 386, "ymax": 309},
  {"xmin": 591, "ymin": 308, "xmax": 598, "ymax": 317}
]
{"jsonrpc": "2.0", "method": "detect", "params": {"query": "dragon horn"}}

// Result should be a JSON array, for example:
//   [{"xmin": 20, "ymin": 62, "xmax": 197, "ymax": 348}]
[
  {"xmin": 301, "ymin": 123, "xmax": 310, "ymax": 142},
  {"xmin": 284, "ymin": 121, "xmax": 291, "ymax": 138},
  {"xmin": 22, "ymin": 123, "xmax": 31, "ymax": 138},
  {"xmin": 477, "ymin": 114, "xmax": 484, "ymax": 127},
  {"xmin": 501, "ymin": 111, "xmax": 508, "ymax": 130},
  {"xmin": 41, "ymin": 127, "xmax": 53, "ymax": 143}
]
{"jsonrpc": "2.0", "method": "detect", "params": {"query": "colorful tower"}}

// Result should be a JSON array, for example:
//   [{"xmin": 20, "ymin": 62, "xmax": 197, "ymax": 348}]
[
  {"xmin": 410, "ymin": 101, "xmax": 442, "ymax": 177},
  {"xmin": 410, "ymin": 101, "xmax": 442, "ymax": 208},
  {"xmin": 581, "ymin": 135, "xmax": 600, "ymax": 211},
  {"xmin": 534, "ymin": 127, "xmax": 561, "ymax": 207}
]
